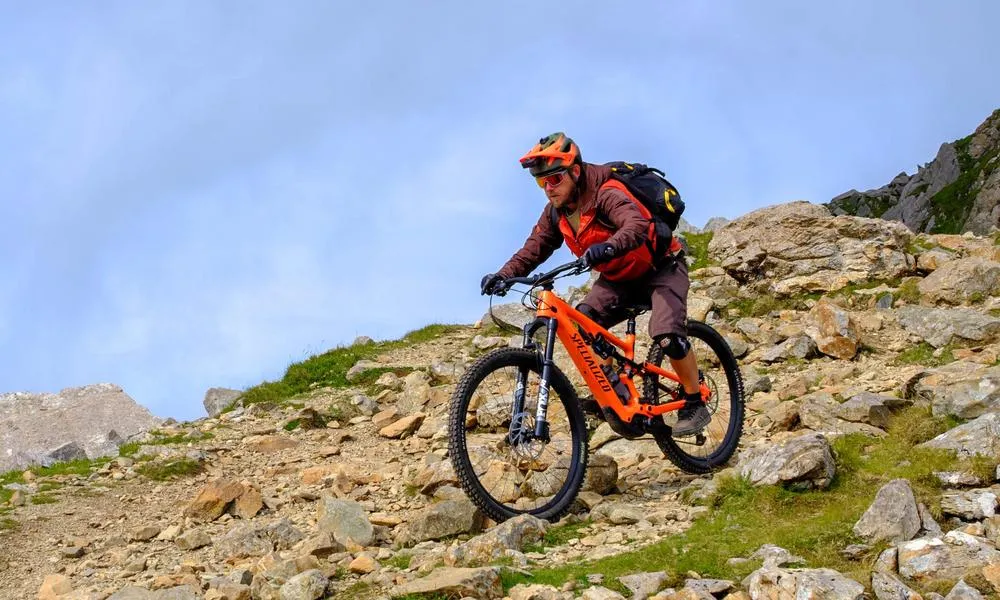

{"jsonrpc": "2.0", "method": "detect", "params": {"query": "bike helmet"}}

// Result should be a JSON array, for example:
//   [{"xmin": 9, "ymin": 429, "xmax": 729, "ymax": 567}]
[{"xmin": 519, "ymin": 132, "xmax": 582, "ymax": 177}]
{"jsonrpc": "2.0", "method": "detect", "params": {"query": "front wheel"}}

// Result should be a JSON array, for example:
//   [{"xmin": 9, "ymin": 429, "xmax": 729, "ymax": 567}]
[
  {"xmin": 644, "ymin": 320, "xmax": 745, "ymax": 474},
  {"xmin": 448, "ymin": 347, "xmax": 588, "ymax": 523}
]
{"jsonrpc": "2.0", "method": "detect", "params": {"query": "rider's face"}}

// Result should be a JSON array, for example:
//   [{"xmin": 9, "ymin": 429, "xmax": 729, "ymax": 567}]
[{"xmin": 543, "ymin": 164, "xmax": 580, "ymax": 210}]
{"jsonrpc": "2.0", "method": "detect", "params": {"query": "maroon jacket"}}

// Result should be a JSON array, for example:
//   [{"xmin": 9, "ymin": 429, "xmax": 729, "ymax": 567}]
[{"xmin": 497, "ymin": 163, "xmax": 653, "ymax": 280}]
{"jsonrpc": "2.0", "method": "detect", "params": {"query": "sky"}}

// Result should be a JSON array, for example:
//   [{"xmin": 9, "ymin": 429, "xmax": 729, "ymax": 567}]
[{"xmin": 1, "ymin": 1, "xmax": 999, "ymax": 422}]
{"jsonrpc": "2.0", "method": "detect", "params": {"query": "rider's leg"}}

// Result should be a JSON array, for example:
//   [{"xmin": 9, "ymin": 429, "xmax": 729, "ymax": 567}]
[{"xmin": 648, "ymin": 257, "xmax": 709, "ymax": 435}]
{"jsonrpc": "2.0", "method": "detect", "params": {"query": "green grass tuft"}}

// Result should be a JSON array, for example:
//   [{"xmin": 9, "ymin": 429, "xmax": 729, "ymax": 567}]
[
  {"xmin": 683, "ymin": 232, "xmax": 715, "ymax": 271},
  {"xmin": 894, "ymin": 343, "xmax": 955, "ymax": 367},
  {"xmin": 30, "ymin": 493, "xmax": 58, "ymax": 505},
  {"xmin": 135, "ymin": 458, "xmax": 204, "ymax": 481},
  {"xmin": 241, "ymin": 324, "xmax": 463, "ymax": 408}
]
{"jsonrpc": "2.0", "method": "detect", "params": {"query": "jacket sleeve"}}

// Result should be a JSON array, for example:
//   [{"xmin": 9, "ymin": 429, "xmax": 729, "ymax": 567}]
[
  {"xmin": 596, "ymin": 187, "xmax": 651, "ymax": 254},
  {"xmin": 496, "ymin": 206, "xmax": 564, "ymax": 279}
]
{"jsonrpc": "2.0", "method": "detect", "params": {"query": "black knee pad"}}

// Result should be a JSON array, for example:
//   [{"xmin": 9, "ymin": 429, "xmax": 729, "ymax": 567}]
[{"xmin": 658, "ymin": 334, "xmax": 691, "ymax": 359}]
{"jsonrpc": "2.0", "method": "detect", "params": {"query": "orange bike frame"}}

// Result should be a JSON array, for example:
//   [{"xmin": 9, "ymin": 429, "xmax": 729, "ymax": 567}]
[{"xmin": 534, "ymin": 289, "xmax": 709, "ymax": 424}]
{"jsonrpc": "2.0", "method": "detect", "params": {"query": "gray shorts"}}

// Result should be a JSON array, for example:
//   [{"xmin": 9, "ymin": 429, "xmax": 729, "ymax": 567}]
[{"xmin": 576, "ymin": 257, "xmax": 689, "ymax": 340}]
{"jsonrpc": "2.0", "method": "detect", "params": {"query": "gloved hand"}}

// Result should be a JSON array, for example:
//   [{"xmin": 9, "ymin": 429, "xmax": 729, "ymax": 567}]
[
  {"xmin": 582, "ymin": 243, "xmax": 616, "ymax": 266},
  {"xmin": 481, "ymin": 273, "xmax": 505, "ymax": 295}
]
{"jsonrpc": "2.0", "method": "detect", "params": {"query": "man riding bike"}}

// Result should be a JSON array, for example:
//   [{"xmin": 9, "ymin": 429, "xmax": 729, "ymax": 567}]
[{"xmin": 480, "ymin": 132, "xmax": 710, "ymax": 436}]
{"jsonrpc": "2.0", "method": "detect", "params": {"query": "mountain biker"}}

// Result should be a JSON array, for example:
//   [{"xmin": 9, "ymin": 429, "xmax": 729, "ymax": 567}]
[{"xmin": 480, "ymin": 132, "xmax": 710, "ymax": 436}]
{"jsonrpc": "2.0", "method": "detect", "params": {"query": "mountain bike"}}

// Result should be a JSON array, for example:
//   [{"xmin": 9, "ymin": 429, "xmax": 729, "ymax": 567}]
[{"xmin": 448, "ymin": 258, "xmax": 745, "ymax": 523}]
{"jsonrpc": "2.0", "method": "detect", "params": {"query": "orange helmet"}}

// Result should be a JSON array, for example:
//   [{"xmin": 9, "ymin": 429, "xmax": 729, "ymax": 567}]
[{"xmin": 519, "ymin": 132, "xmax": 582, "ymax": 177}]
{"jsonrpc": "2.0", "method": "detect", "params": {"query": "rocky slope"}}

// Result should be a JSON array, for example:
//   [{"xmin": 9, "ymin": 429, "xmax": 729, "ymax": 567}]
[
  {"xmin": 0, "ymin": 384, "xmax": 161, "ymax": 472},
  {"xmin": 828, "ymin": 109, "xmax": 1000, "ymax": 235},
  {"xmin": 4, "ymin": 202, "xmax": 1000, "ymax": 599}
]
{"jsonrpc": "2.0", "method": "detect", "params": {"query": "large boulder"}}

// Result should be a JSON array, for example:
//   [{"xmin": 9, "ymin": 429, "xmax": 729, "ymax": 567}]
[
  {"xmin": 921, "ymin": 412, "xmax": 1000, "ymax": 458},
  {"xmin": 0, "ymin": 383, "xmax": 160, "ymax": 471},
  {"xmin": 397, "ymin": 499, "xmax": 484, "ymax": 546},
  {"xmin": 911, "ymin": 364, "xmax": 1000, "ymax": 419},
  {"xmin": 743, "ymin": 567, "xmax": 864, "ymax": 599},
  {"xmin": 203, "ymin": 388, "xmax": 241, "ymax": 417},
  {"xmin": 710, "ymin": 202, "xmax": 913, "ymax": 296},
  {"xmin": 895, "ymin": 306, "xmax": 1000, "ymax": 348},
  {"xmin": 918, "ymin": 257, "xmax": 1000, "ymax": 305},
  {"xmin": 736, "ymin": 433, "xmax": 836, "ymax": 490},
  {"xmin": 897, "ymin": 531, "xmax": 1000, "ymax": 581},
  {"xmin": 392, "ymin": 567, "xmax": 503, "ymax": 599},
  {"xmin": 445, "ymin": 514, "xmax": 547, "ymax": 567},
  {"xmin": 853, "ymin": 479, "xmax": 921, "ymax": 543}
]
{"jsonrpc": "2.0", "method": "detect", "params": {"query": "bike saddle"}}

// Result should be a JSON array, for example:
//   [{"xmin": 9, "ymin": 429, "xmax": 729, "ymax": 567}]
[{"xmin": 622, "ymin": 302, "xmax": 652, "ymax": 318}]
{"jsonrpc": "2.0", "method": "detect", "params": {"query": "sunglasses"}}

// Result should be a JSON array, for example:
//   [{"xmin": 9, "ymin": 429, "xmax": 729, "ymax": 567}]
[{"xmin": 535, "ymin": 170, "xmax": 570, "ymax": 189}]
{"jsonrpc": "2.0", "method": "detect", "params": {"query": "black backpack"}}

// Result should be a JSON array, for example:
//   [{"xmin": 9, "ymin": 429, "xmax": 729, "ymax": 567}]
[{"xmin": 549, "ymin": 161, "xmax": 685, "ymax": 246}]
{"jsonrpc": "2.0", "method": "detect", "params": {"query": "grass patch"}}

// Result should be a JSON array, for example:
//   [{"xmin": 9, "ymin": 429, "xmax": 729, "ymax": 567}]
[
  {"xmin": 896, "ymin": 278, "xmax": 921, "ymax": 304},
  {"xmin": 119, "ymin": 431, "xmax": 215, "ymax": 457},
  {"xmin": 384, "ymin": 553, "xmax": 413, "ymax": 570},
  {"xmin": 241, "ymin": 324, "xmax": 463, "ymax": 408},
  {"xmin": 505, "ymin": 406, "xmax": 980, "ymax": 592},
  {"xmin": 135, "ymin": 458, "xmax": 204, "ymax": 481},
  {"xmin": 30, "ymin": 493, "xmax": 58, "ymax": 505},
  {"xmin": 726, "ymin": 292, "xmax": 822, "ymax": 318},
  {"xmin": 524, "ymin": 519, "xmax": 591, "ymax": 554},
  {"xmin": 683, "ymin": 232, "xmax": 715, "ymax": 271},
  {"xmin": 894, "ymin": 343, "xmax": 955, "ymax": 367},
  {"xmin": 0, "ymin": 517, "xmax": 17, "ymax": 532},
  {"xmin": 283, "ymin": 419, "xmax": 301, "ymax": 432}
]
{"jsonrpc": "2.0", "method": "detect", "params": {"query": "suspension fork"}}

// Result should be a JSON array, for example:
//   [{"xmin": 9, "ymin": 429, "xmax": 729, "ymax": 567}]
[{"xmin": 531, "ymin": 317, "xmax": 558, "ymax": 442}]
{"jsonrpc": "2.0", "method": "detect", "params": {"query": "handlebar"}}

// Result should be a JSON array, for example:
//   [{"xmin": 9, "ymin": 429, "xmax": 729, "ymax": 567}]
[{"xmin": 494, "ymin": 258, "xmax": 589, "ymax": 295}]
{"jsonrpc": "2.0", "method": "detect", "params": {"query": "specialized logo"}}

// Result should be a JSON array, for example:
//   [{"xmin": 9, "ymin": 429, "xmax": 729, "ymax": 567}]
[{"xmin": 570, "ymin": 332, "xmax": 613, "ymax": 393}]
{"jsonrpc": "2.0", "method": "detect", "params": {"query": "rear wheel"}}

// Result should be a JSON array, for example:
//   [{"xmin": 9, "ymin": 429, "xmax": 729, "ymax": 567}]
[
  {"xmin": 643, "ymin": 320, "xmax": 744, "ymax": 473},
  {"xmin": 448, "ymin": 347, "xmax": 588, "ymax": 523}
]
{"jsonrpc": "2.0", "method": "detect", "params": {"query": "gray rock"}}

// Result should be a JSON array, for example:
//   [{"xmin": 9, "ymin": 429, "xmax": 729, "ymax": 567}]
[
  {"xmin": 352, "ymin": 335, "xmax": 374, "ymax": 346},
  {"xmin": 486, "ymin": 303, "xmax": 535, "ymax": 330},
  {"xmin": 940, "ymin": 489, "xmax": 998, "ymax": 520},
  {"xmin": 934, "ymin": 471, "xmax": 985, "ymax": 488},
  {"xmin": 897, "ymin": 531, "xmax": 1000, "ymax": 581},
  {"xmin": 853, "ymin": 479, "xmax": 921, "ymax": 543},
  {"xmin": 507, "ymin": 584, "xmax": 566, "ymax": 600},
  {"xmin": 278, "ymin": 569, "xmax": 328, "ymax": 600},
  {"xmin": 580, "ymin": 587, "xmax": 626, "ymax": 600},
  {"xmin": 317, "ymin": 497, "xmax": 373, "ymax": 548},
  {"xmin": 398, "ymin": 499, "xmax": 483, "ymax": 545},
  {"xmin": 711, "ymin": 201, "xmax": 913, "ymax": 296},
  {"xmin": 737, "ymin": 433, "xmax": 836, "ymax": 489},
  {"xmin": 351, "ymin": 393, "xmax": 379, "ymax": 417},
  {"xmin": 912, "ymin": 364, "xmax": 1000, "ymax": 419},
  {"xmin": 918, "ymin": 257, "xmax": 1000, "ymax": 305},
  {"xmin": 108, "ymin": 587, "xmax": 202, "ymax": 600},
  {"xmin": 919, "ymin": 502, "xmax": 944, "ymax": 537},
  {"xmin": 895, "ymin": 305, "xmax": 1000, "ymax": 348},
  {"xmin": 0, "ymin": 383, "xmax": 160, "ymax": 472},
  {"xmin": 799, "ymin": 393, "xmax": 887, "ymax": 437},
  {"xmin": 46, "ymin": 441, "xmax": 88, "ymax": 463},
  {"xmin": 204, "ymin": 388, "xmax": 241, "ymax": 417},
  {"xmin": 618, "ymin": 571, "xmax": 668, "ymax": 600},
  {"xmin": 921, "ymin": 413, "xmax": 1000, "ymax": 458},
  {"xmin": 446, "ymin": 514, "xmax": 547, "ymax": 567},
  {"xmin": 761, "ymin": 335, "xmax": 819, "ymax": 363},
  {"xmin": 175, "ymin": 529, "xmax": 211, "ymax": 550},
  {"xmin": 214, "ymin": 518, "xmax": 303, "ymax": 559},
  {"xmin": 683, "ymin": 578, "xmax": 734, "ymax": 597},
  {"xmin": 345, "ymin": 360, "xmax": 380, "ymax": 383},
  {"xmin": 749, "ymin": 544, "xmax": 806, "ymax": 568},
  {"xmin": 836, "ymin": 393, "xmax": 893, "ymax": 429},
  {"xmin": 392, "ymin": 567, "xmax": 503, "ymax": 599},
  {"xmin": 945, "ymin": 580, "xmax": 985, "ymax": 600},
  {"xmin": 743, "ymin": 566, "xmax": 864, "ymax": 599},
  {"xmin": 871, "ymin": 571, "xmax": 923, "ymax": 600}
]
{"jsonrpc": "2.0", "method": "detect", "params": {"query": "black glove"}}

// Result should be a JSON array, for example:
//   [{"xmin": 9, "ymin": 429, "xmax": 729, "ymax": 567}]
[
  {"xmin": 583, "ymin": 243, "xmax": 616, "ymax": 266},
  {"xmin": 481, "ymin": 273, "xmax": 504, "ymax": 295}
]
